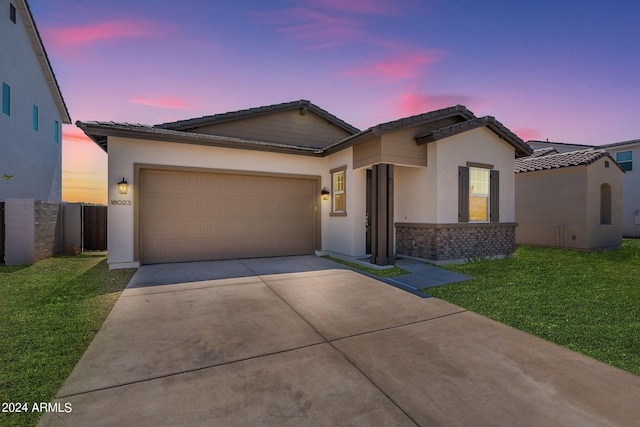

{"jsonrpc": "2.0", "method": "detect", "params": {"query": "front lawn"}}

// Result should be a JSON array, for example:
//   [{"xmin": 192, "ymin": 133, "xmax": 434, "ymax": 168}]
[
  {"xmin": 425, "ymin": 240, "xmax": 640, "ymax": 376},
  {"xmin": 0, "ymin": 254, "xmax": 136, "ymax": 427}
]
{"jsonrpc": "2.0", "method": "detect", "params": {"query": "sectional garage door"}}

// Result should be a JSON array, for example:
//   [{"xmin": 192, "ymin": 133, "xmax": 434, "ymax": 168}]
[{"xmin": 139, "ymin": 169, "xmax": 317, "ymax": 264}]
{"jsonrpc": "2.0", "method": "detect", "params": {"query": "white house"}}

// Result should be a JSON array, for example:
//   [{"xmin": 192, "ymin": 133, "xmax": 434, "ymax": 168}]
[
  {"xmin": 1, "ymin": 0, "xmax": 72, "ymax": 265},
  {"xmin": 530, "ymin": 139, "xmax": 640, "ymax": 237},
  {"xmin": 78, "ymin": 100, "xmax": 532, "ymax": 269},
  {"xmin": 0, "ymin": 0, "xmax": 71, "ymax": 202}
]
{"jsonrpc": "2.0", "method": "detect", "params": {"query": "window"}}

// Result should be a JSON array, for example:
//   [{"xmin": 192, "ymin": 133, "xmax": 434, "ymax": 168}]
[
  {"xmin": 600, "ymin": 183, "xmax": 612, "ymax": 225},
  {"xmin": 2, "ymin": 82, "xmax": 9, "ymax": 116},
  {"xmin": 459, "ymin": 165, "xmax": 499, "ymax": 223},
  {"xmin": 10, "ymin": 3, "xmax": 16, "ymax": 23},
  {"xmin": 331, "ymin": 166, "xmax": 347, "ymax": 215},
  {"xmin": 32, "ymin": 105, "xmax": 39, "ymax": 131},
  {"xmin": 54, "ymin": 120, "xmax": 60, "ymax": 143},
  {"xmin": 615, "ymin": 151, "xmax": 632, "ymax": 172},
  {"xmin": 469, "ymin": 168, "xmax": 490, "ymax": 221}
]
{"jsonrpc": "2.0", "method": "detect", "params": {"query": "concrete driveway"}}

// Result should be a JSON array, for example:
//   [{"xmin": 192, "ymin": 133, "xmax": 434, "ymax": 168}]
[{"xmin": 39, "ymin": 256, "xmax": 640, "ymax": 426}]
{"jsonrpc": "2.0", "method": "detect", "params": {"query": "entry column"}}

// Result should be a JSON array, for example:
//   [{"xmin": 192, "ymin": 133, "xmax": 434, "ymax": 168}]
[{"xmin": 369, "ymin": 163, "xmax": 395, "ymax": 266}]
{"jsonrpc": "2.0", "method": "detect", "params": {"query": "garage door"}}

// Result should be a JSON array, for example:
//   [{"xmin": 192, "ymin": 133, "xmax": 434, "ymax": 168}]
[{"xmin": 140, "ymin": 169, "xmax": 317, "ymax": 264}]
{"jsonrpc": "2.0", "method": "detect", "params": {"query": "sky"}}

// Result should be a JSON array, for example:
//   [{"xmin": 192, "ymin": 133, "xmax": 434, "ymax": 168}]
[{"xmin": 27, "ymin": 0, "xmax": 640, "ymax": 205}]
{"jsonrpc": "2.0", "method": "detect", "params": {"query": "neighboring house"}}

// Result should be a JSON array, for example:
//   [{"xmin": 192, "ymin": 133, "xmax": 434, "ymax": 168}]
[
  {"xmin": 0, "ymin": 0, "xmax": 71, "ymax": 202},
  {"xmin": 530, "ymin": 139, "xmax": 640, "ymax": 237},
  {"xmin": 77, "ymin": 100, "xmax": 531, "ymax": 269},
  {"xmin": 515, "ymin": 148, "xmax": 623, "ymax": 251},
  {"xmin": 1, "ymin": 0, "xmax": 73, "ymax": 265}
]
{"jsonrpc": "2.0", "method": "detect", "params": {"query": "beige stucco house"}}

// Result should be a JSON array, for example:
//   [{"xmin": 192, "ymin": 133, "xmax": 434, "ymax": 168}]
[
  {"xmin": 77, "ymin": 100, "xmax": 531, "ymax": 269},
  {"xmin": 530, "ymin": 139, "xmax": 640, "ymax": 237},
  {"xmin": 515, "ymin": 148, "xmax": 624, "ymax": 251}
]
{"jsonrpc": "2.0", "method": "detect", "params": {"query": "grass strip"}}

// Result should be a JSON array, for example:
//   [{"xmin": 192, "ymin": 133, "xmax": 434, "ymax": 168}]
[
  {"xmin": 0, "ymin": 254, "xmax": 136, "ymax": 427},
  {"xmin": 323, "ymin": 255, "xmax": 409, "ymax": 278}
]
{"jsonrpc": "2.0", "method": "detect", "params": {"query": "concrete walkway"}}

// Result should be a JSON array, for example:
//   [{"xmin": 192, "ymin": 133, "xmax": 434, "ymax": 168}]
[{"xmin": 39, "ymin": 256, "xmax": 640, "ymax": 426}]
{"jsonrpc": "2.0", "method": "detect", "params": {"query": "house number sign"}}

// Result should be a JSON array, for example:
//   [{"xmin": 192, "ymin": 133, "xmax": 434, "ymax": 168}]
[{"xmin": 110, "ymin": 200, "xmax": 132, "ymax": 206}]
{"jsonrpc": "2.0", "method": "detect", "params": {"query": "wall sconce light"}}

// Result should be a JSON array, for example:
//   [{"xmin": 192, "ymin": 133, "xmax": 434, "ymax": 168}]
[
  {"xmin": 118, "ymin": 178, "xmax": 129, "ymax": 195},
  {"xmin": 321, "ymin": 187, "xmax": 330, "ymax": 201}
]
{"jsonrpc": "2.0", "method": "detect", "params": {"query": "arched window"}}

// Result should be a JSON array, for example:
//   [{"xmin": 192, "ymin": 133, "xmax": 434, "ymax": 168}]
[{"xmin": 600, "ymin": 183, "xmax": 612, "ymax": 225}]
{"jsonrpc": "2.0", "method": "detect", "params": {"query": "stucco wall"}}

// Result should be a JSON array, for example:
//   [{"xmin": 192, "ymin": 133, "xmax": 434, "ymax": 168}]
[
  {"xmin": 434, "ymin": 127, "xmax": 516, "ymax": 223},
  {"xmin": 0, "ymin": 1, "xmax": 64, "ymax": 202},
  {"xmin": 516, "ymin": 158, "xmax": 623, "ymax": 251},
  {"xmin": 585, "ymin": 157, "xmax": 623, "ymax": 249},
  {"xmin": 516, "ymin": 167, "xmax": 587, "ymax": 249}
]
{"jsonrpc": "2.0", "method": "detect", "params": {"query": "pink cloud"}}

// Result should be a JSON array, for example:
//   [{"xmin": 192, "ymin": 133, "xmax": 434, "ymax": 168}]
[
  {"xmin": 131, "ymin": 97, "xmax": 196, "ymax": 110},
  {"xmin": 307, "ymin": 0, "xmax": 402, "ymax": 15},
  {"xmin": 43, "ymin": 20, "xmax": 158, "ymax": 46},
  {"xmin": 342, "ymin": 51, "xmax": 440, "ymax": 84},
  {"xmin": 63, "ymin": 127, "xmax": 93, "ymax": 144},
  {"xmin": 393, "ymin": 92, "xmax": 471, "ymax": 116},
  {"xmin": 512, "ymin": 127, "xmax": 543, "ymax": 142}
]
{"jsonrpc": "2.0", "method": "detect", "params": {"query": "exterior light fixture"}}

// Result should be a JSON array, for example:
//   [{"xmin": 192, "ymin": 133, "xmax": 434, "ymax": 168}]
[
  {"xmin": 321, "ymin": 187, "xmax": 330, "ymax": 201},
  {"xmin": 118, "ymin": 178, "xmax": 129, "ymax": 195}
]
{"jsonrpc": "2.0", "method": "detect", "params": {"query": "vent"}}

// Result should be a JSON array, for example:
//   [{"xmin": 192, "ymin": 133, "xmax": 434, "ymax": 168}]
[{"xmin": 10, "ymin": 3, "xmax": 16, "ymax": 23}]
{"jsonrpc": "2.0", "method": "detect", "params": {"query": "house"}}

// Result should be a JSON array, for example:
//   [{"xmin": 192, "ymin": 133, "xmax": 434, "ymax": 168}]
[
  {"xmin": 1, "ymin": 0, "xmax": 73, "ymax": 264},
  {"xmin": 77, "ymin": 100, "xmax": 532, "ymax": 269},
  {"xmin": 530, "ymin": 139, "xmax": 640, "ymax": 237},
  {"xmin": 515, "ymin": 148, "xmax": 623, "ymax": 251},
  {"xmin": 1, "ymin": 0, "xmax": 71, "ymax": 202}
]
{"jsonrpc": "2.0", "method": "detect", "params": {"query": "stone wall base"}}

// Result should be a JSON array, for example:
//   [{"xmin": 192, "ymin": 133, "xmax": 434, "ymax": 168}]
[{"xmin": 396, "ymin": 222, "xmax": 517, "ymax": 261}]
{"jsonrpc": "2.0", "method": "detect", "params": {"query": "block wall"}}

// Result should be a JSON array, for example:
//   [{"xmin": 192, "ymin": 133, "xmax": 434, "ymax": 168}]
[{"xmin": 396, "ymin": 223, "xmax": 516, "ymax": 261}]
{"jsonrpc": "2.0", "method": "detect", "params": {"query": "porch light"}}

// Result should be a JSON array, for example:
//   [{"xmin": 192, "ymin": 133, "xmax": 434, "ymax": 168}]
[
  {"xmin": 321, "ymin": 187, "xmax": 330, "ymax": 201},
  {"xmin": 118, "ymin": 178, "xmax": 129, "ymax": 195}
]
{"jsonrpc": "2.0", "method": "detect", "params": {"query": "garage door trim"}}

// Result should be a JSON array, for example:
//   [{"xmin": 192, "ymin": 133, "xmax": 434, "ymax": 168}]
[{"xmin": 133, "ymin": 163, "xmax": 322, "ymax": 263}]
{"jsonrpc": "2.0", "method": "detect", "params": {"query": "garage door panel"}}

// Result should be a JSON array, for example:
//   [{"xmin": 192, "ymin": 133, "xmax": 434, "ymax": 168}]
[{"xmin": 140, "ymin": 170, "xmax": 317, "ymax": 264}]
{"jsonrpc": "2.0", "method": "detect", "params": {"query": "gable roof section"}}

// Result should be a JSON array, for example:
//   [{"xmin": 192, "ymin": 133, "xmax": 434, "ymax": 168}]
[
  {"xmin": 155, "ymin": 99, "xmax": 360, "ymax": 135},
  {"xmin": 415, "ymin": 116, "xmax": 533, "ymax": 157},
  {"xmin": 76, "ymin": 121, "xmax": 326, "ymax": 155},
  {"xmin": 16, "ymin": 0, "xmax": 71, "ymax": 123},
  {"xmin": 514, "ymin": 149, "xmax": 624, "ymax": 173},
  {"xmin": 78, "ymin": 103, "xmax": 529, "ymax": 160},
  {"xmin": 323, "ymin": 105, "xmax": 476, "ymax": 153}
]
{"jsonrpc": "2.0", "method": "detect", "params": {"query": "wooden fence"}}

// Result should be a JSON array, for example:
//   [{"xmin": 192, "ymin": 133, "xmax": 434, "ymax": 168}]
[{"xmin": 83, "ymin": 205, "xmax": 107, "ymax": 251}]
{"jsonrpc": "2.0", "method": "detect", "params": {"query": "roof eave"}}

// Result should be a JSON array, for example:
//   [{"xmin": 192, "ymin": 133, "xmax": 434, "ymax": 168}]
[
  {"xmin": 18, "ymin": 0, "xmax": 71, "ymax": 124},
  {"xmin": 76, "ymin": 122, "xmax": 326, "ymax": 157}
]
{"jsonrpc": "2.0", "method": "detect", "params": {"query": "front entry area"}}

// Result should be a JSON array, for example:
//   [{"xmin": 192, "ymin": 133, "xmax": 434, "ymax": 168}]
[{"xmin": 138, "ymin": 169, "xmax": 318, "ymax": 264}]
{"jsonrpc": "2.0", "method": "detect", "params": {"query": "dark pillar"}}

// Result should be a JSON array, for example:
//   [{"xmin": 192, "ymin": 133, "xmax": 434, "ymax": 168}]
[{"xmin": 370, "ymin": 163, "xmax": 395, "ymax": 266}]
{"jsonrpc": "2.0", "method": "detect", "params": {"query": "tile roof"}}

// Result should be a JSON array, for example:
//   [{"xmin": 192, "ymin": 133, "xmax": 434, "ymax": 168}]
[
  {"xmin": 155, "ymin": 99, "xmax": 361, "ymax": 135},
  {"xmin": 530, "ymin": 147, "xmax": 559, "ymax": 157},
  {"xmin": 371, "ymin": 105, "xmax": 476, "ymax": 133},
  {"xmin": 415, "ymin": 116, "xmax": 533, "ymax": 157},
  {"xmin": 514, "ymin": 149, "xmax": 623, "ymax": 173},
  {"xmin": 76, "ymin": 121, "xmax": 325, "ymax": 155}
]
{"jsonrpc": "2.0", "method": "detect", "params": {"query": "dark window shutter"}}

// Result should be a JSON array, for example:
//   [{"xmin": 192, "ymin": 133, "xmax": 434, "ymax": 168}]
[
  {"xmin": 490, "ymin": 169, "xmax": 499, "ymax": 222},
  {"xmin": 458, "ymin": 166, "xmax": 469, "ymax": 222}
]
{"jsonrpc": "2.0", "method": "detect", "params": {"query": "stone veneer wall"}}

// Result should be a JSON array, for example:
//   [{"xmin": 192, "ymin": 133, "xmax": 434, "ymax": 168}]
[
  {"xmin": 34, "ymin": 200, "xmax": 63, "ymax": 262},
  {"xmin": 3, "ymin": 199, "xmax": 81, "ymax": 265},
  {"xmin": 396, "ymin": 223, "xmax": 517, "ymax": 261}
]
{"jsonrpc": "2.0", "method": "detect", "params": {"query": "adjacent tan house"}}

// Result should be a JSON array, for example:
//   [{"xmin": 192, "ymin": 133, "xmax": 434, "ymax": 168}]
[
  {"xmin": 515, "ymin": 148, "xmax": 624, "ymax": 251},
  {"xmin": 77, "ymin": 100, "xmax": 532, "ymax": 269}
]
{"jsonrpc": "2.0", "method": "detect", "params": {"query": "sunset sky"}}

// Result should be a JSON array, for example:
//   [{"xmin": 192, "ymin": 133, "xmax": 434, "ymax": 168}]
[{"xmin": 28, "ymin": 0, "xmax": 640, "ymax": 205}]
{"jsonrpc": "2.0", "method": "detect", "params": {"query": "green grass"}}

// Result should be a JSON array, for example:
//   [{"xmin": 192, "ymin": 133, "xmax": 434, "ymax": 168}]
[
  {"xmin": 323, "ymin": 256, "xmax": 409, "ymax": 278},
  {"xmin": 0, "ymin": 254, "xmax": 136, "ymax": 427},
  {"xmin": 425, "ymin": 240, "xmax": 640, "ymax": 376}
]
